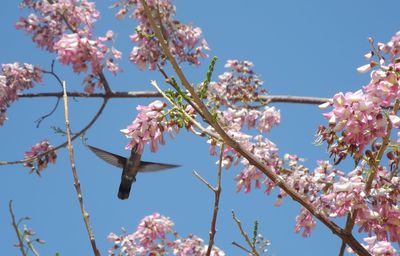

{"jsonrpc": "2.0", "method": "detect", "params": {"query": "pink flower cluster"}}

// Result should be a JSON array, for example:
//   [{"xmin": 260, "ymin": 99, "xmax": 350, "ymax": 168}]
[
  {"xmin": 320, "ymin": 90, "xmax": 387, "ymax": 158},
  {"xmin": 107, "ymin": 213, "xmax": 225, "ymax": 256},
  {"xmin": 320, "ymin": 32, "xmax": 400, "ymax": 159},
  {"xmin": 205, "ymin": 60, "xmax": 281, "ymax": 193},
  {"xmin": 121, "ymin": 100, "xmax": 197, "ymax": 155},
  {"xmin": 121, "ymin": 100, "xmax": 168, "ymax": 154},
  {"xmin": 53, "ymin": 31, "xmax": 122, "ymax": 79},
  {"xmin": 221, "ymin": 106, "xmax": 280, "ymax": 134},
  {"xmin": 173, "ymin": 234, "xmax": 225, "ymax": 256},
  {"xmin": 207, "ymin": 60, "xmax": 266, "ymax": 107},
  {"xmin": 270, "ymin": 156, "xmax": 400, "ymax": 245},
  {"xmin": 112, "ymin": 0, "xmax": 209, "ymax": 70},
  {"xmin": 382, "ymin": 31, "xmax": 400, "ymax": 60},
  {"xmin": 233, "ymin": 135, "xmax": 281, "ymax": 193},
  {"xmin": 16, "ymin": 0, "xmax": 100, "ymax": 52},
  {"xmin": 0, "ymin": 62, "xmax": 42, "ymax": 125},
  {"xmin": 17, "ymin": 0, "xmax": 122, "ymax": 92},
  {"xmin": 24, "ymin": 139, "xmax": 57, "ymax": 176},
  {"xmin": 350, "ymin": 236, "xmax": 398, "ymax": 256}
]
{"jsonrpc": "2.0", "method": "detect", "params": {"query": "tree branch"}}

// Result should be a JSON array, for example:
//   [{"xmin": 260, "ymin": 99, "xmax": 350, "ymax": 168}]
[
  {"xmin": 9, "ymin": 200, "xmax": 27, "ymax": 256},
  {"xmin": 206, "ymin": 144, "xmax": 224, "ymax": 256},
  {"xmin": 18, "ymin": 91, "xmax": 331, "ymax": 105},
  {"xmin": 62, "ymin": 81, "xmax": 100, "ymax": 256}
]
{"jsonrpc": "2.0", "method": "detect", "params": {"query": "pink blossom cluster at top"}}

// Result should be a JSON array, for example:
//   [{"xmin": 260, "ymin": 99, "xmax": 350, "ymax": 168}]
[
  {"xmin": 16, "ymin": 0, "xmax": 122, "ymax": 92},
  {"xmin": 24, "ymin": 139, "xmax": 57, "ymax": 176},
  {"xmin": 0, "ymin": 63, "xmax": 42, "ymax": 125},
  {"xmin": 107, "ymin": 213, "xmax": 225, "ymax": 256},
  {"xmin": 112, "ymin": 0, "xmax": 209, "ymax": 70},
  {"xmin": 16, "ymin": 0, "xmax": 100, "ymax": 52},
  {"xmin": 52, "ymin": 31, "xmax": 122, "ymax": 77}
]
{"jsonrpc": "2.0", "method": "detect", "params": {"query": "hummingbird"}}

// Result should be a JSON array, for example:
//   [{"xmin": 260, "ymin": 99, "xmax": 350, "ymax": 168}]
[{"xmin": 87, "ymin": 144, "xmax": 180, "ymax": 200}]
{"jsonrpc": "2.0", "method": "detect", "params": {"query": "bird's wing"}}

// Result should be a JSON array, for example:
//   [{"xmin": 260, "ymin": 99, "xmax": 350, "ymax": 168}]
[
  {"xmin": 87, "ymin": 145, "xmax": 126, "ymax": 168},
  {"xmin": 138, "ymin": 161, "xmax": 180, "ymax": 173}
]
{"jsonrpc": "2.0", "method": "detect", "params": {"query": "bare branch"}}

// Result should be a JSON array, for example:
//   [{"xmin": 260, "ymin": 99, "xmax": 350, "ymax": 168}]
[
  {"xmin": 192, "ymin": 170, "xmax": 215, "ymax": 191},
  {"xmin": 62, "ymin": 81, "xmax": 101, "ymax": 256},
  {"xmin": 9, "ymin": 200, "xmax": 27, "ymax": 256},
  {"xmin": 18, "ymin": 91, "xmax": 331, "ymax": 105},
  {"xmin": 18, "ymin": 91, "xmax": 162, "ymax": 98},
  {"xmin": 206, "ymin": 144, "xmax": 225, "ymax": 256},
  {"xmin": 0, "ymin": 96, "xmax": 108, "ymax": 166},
  {"xmin": 23, "ymin": 225, "xmax": 40, "ymax": 256}
]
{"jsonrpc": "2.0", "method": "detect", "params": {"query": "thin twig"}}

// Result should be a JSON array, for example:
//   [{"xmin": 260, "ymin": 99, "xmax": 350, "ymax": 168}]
[
  {"xmin": 18, "ymin": 91, "xmax": 162, "ymax": 98},
  {"xmin": 0, "ymin": 97, "xmax": 108, "ymax": 166},
  {"xmin": 206, "ymin": 144, "xmax": 225, "ymax": 256},
  {"xmin": 192, "ymin": 170, "xmax": 214, "ymax": 191},
  {"xmin": 23, "ymin": 225, "xmax": 40, "ymax": 256},
  {"xmin": 140, "ymin": 1, "xmax": 369, "ymax": 254},
  {"xmin": 232, "ymin": 210, "xmax": 259, "ymax": 256},
  {"xmin": 9, "ymin": 200, "xmax": 27, "ymax": 256},
  {"xmin": 232, "ymin": 241, "xmax": 252, "ymax": 254},
  {"xmin": 35, "ymin": 97, "xmax": 61, "ymax": 128},
  {"xmin": 62, "ymin": 81, "xmax": 101, "ymax": 256}
]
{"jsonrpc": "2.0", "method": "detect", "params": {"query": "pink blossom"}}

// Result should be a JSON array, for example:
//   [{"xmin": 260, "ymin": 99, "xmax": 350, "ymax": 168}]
[
  {"xmin": 207, "ymin": 60, "xmax": 265, "ymax": 108},
  {"xmin": 121, "ymin": 100, "xmax": 168, "ymax": 154},
  {"xmin": 173, "ymin": 235, "xmax": 225, "ymax": 256},
  {"xmin": 357, "ymin": 62, "xmax": 377, "ymax": 73},
  {"xmin": 54, "ymin": 33, "xmax": 107, "ymax": 74},
  {"xmin": 381, "ymin": 31, "xmax": 400, "ymax": 59},
  {"xmin": 234, "ymin": 136, "xmax": 280, "ymax": 193},
  {"xmin": 113, "ymin": 0, "xmax": 209, "ymax": 70},
  {"xmin": 16, "ymin": 0, "xmax": 100, "ymax": 52},
  {"xmin": 24, "ymin": 140, "xmax": 57, "ymax": 176},
  {"xmin": 17, "ymin": 1, "xmax": 122, "ymax": 92},
  {"xmin": 295, "ymin": 208, "xmax": 316, "ymax": 237},
  {"xmin": 349, "ymin": 236, "xmax": 398, "ymax": 256},
  {"xmin": 0, "ymin": 63, "xmax": 42, "ymax": 125},
  {"xmin": 134, "ymin": 213, "xmax": 174, "ymax": 247},
  {"xmin": 363, "ymin": 69, "xmax": 400, "ymax": 108},
  {"xmin": 322, "ymin": 90, "xmax": 387, "ymax": 157},
  {"xmin": 108, "ymin": 213, "xmax": 225, "ymax": 255},
  {"xmin": 257, "ymin": 106, "xmax": 280, "ymax": 133}
]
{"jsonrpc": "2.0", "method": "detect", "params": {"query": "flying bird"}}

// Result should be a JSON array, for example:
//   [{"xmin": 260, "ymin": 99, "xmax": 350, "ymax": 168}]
[{"xmin": 87, "ymin": 145, "xmax": 180, "ymax": 200}]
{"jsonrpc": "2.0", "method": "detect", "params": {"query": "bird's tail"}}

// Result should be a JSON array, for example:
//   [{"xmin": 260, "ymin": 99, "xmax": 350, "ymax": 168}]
[{"xmin": 118, "ymin": 177, "xmax": 133, "ymax": 200}]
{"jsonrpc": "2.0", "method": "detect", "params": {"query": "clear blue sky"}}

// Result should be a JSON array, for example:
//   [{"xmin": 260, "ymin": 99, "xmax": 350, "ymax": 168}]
[{"xmin": 1, "ymin": 1, "xmax": 400, "ymax": 255}]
